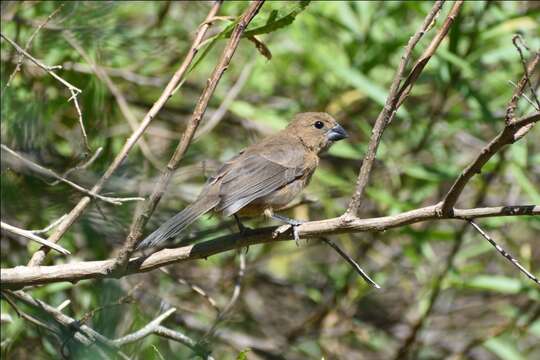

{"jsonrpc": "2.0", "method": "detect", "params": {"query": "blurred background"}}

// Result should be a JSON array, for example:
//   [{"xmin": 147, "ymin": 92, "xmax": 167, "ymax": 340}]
[{"xmin": 1, "ymin": 1, "xmax": 539, "ymax": 359}]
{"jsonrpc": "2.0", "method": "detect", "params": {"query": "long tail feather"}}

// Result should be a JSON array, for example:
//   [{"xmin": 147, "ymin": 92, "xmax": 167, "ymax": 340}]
[{"xmin": 137, "ymin": 196, "xmax": 218, "ymax": 249}]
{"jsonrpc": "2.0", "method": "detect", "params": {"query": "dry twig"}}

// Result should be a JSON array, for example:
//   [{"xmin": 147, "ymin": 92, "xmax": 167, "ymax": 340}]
[
  {"xmin": 26, "ymin": 1, "xmax": 224, "ymax": 267},
  {"xmin": 112, "ymin": 0, "xmax": 265, "ymax": 271},
  {"xmin": 1, "ymin": 144, "xmax": 144, "ymax": 205},
  {"xmin": 346, "ymin": 0, "xmax": 461, "ymax": 216},
  {"xmin": 0, "ymin": 221, "xmax": 70, "ymax": 255},
  {"xmin": 1, "ymin": 32, "xmax": 90, "ymax": 153}
]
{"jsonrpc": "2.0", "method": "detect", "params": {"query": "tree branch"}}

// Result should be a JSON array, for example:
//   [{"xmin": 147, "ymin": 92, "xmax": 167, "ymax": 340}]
[
  {"xmin": 0, "ymin": 221, "xmax": 71, "ymax": 255},
  {"xmin": 2, "ymin": 204, "xmax": 537, "ymax": 289},
  {"xmin": 26, "ymin": 0, "xmax": 223, "ymax": 267},
  {"xmin": 439, "ymin": 112, "xmax": 539, "ymax": 215},
  {"xmin": 346, "ymin": 0, "xmax": 462, "ymax": 217},
  {"xmin": 112, "ymin": 0, "xmax": 265, "ymax": 271}
]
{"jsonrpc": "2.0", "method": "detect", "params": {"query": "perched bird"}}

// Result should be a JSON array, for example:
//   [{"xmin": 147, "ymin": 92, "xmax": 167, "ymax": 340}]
[{"xmin": 138, "ymin": 112, "xmax": 348, "ymax": 249}]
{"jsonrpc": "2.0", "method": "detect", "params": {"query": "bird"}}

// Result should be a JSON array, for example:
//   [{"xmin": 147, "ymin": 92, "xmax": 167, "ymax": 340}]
[{"xmin": 137, "ymin": 112, "xmax": 348, "ymax": 249}]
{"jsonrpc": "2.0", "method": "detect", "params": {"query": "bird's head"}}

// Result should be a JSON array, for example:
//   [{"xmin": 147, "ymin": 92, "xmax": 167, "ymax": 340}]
[{"xmin": 287, "ymin": 112, "xmax": 348, "ymax": 153}]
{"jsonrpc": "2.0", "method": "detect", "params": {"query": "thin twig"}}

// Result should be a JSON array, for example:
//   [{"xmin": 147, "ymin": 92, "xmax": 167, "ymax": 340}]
[
  {"xmin": 439, "ymin": 112, "xmax": 540, "ymax": 215},
  {"xmin": 159, "ymin": 268, "xmax": 219, "ymax": 312},
  {"xmin": 26, "ymin": 0, "xmax": 223, "ymax": 267},
  {"xmin": 1, "ymin": 144, "xmax": 144, "ymax": 205},
  {"xmin": 112, "ymin": 0, "xmax": 265, "ymax": 271},
  {"xmin": 29, "ymin": 214, "xmax": 68, "ymax": 234},
  {"xmin": 113, "ymin": 308, "xmax": 176, "ymax": 346},
  {"xmin": 1, "ymin": 32, "xmax": 90, "ymax": 153},
  {"xmin": 346, "ymin": 0, "xmax": 454, "ymax": 217},
  {"xmin": 511, "ymin": 35, "xmax": 540, "ymax": 110},
  {"xmin": 322, "ymin": 238, "xmax": 380, "ymax": 289},
  {"xmin": 63, "ymin": 32, "xmax": 163, "ymax": 169},
  {"xmin": 194, "ymin": 60, "xmax": 255, "ymax": 140},
  {"xmin": 153, "ymin": 325, "xmax": 215, "ymax": 360},
  {"xmin": 468, "ymin": 220, "xmax": 539, "ymax": 285},
  {"xmin": 2, "ymin": 204, "xmax": 538, "ymax": 289},
  {"xmin": 1, "ymin": 221, "xmax": 71, "ymax": 255},
  {"xmin": 204, "ymin": 252, "xmax": 246, "ymax": 339},
  {"xmin": 50, "ymin": 147, "xmax": 103, "ymax": 186},
  {"xmin": 505, "ymin": 43, "xmax": 540, "ymax": 124},
  {"xmin": 5, "ymin": 4, "xmax": 64, "ymax": 88}
]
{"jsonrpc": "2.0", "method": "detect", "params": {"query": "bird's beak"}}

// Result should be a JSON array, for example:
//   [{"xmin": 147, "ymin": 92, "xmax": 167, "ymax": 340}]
[{"xmin": 327, "ymin": 124, "xmax": 348, "ymax": 141}]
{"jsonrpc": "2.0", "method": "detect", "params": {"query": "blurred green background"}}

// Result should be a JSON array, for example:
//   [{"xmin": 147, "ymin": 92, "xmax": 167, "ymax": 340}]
[{"xmin": 1, "ymin": 1, "xmax": 539, "ymax": 359}]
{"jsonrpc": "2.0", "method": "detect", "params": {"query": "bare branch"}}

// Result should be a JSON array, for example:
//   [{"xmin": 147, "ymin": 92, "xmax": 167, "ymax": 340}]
[
  {"xmin": 112, "ymin": 0, "xmax": 265, "ymax": 271},
  {"xmin": 113, "ymin": 308, "xmax": 176, "ymax": 346},
  {"xmin": 2, "ymin": 204, "xmax": 538, "ymax": 289},
  {"xmin": 63, "ymin": 31, "xmax": 163, "ymax": 169},
  {"xmin": 5, "ymin": 4, "xmax": 64, "ymax": 88},
  {"xmin": 28, "ymin": 214, "xmax": 67, "ymax": 234},
  {"xmin": 194, "ymin": 61, "xmax": 255, "ymax": 140},
  {"xmin": 1, "ymin": 221, "xmax": 71, "ymax": 255},
  {"xmin": 322, "ymin": 238, "xmax": 380, "ymax": 288},
  {"xmin": 1, "ymin": 32, "xmax": 90, "ymax": 152},
  {"xmin": 160, "ymin": 268, "xmax": 219, "ymax": 312},
  {"xmin": 153, "ymin": 325, "xmax": 215, "ymax": 360},
  {"xmin": 1, "ymin": 144, "xmax": 144, "ymax": 205},
  {"xmin": 468, "ymin": 220, "xmax": 539, "ymax": 285},
  {"xmin": 440, "ymin": 112, "xmax": 539, "ymax": 215},
  {"xmin": 26, "ymin": 1, "xmax": 223, "ymax": 267},
  {"xmin": 346, "ymin": 0, "xmax": 461, "ymax": 217},
  {"xmin": 204, "ymin": 252, "xmax": 246, "ymax": 339},
  {"xmin": 505, "ymin": 44, "xmax": 540, "ymax": 124}
]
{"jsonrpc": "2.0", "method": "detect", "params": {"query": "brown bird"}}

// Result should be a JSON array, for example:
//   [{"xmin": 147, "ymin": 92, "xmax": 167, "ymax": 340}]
[{"xmin": 138, "ymin": 112, "xmax": 348, "ymax": 249}]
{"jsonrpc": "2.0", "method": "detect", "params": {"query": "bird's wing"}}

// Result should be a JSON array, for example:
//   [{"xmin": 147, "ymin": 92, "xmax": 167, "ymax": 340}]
[{"xmin": 214, "ymin": 141, "xmax": 306, "ymax": 216}]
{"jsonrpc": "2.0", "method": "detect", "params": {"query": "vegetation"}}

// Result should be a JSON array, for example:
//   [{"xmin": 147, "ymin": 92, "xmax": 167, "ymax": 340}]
[{"xmin": 1, "ymin": 1, "xmax": 539, "ymax": 359}]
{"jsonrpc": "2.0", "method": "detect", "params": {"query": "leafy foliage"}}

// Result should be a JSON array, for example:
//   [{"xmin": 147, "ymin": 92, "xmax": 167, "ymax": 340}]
[{"xmin": 1, "ymin": 1, "xmax": 539, "ymax": 359}]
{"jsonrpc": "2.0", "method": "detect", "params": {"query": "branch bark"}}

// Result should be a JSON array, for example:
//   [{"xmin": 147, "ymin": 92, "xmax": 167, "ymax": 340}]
[{"xmin": 2, "ymin": 204, "xmax": 537, "ymax": 289}]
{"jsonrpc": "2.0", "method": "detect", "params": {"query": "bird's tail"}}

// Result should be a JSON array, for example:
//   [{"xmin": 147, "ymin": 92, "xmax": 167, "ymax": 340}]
[{"xmin": 137, "ymin": 195, "xmax": 218, "ymax": 249}]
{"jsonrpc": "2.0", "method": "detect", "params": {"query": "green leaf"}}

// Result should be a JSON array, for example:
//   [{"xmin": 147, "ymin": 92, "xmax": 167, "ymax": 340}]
[
  {"xmin": 244, "ymin": 1, "xmax": 312, "ymax": 36},
  {"xmin": 461, "ymin": 275, "xmax": 523, "ymax": 294},
  {"xmin": 484, "ymin": 337, "xmax": 527, "ymax": 360},
  {"xmin": 236, "ymin": 349, "xmax": 251, "ymax": 360}
]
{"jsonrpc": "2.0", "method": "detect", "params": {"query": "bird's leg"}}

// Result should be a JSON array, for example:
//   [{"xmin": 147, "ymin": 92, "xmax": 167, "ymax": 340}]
[
  {"xmin": 234, "ymin": 214, "xmax": 250, "ymax": 254},
  {"xmin": 271, "ymin": 214, "xmax": 305, "ymax": 246}
]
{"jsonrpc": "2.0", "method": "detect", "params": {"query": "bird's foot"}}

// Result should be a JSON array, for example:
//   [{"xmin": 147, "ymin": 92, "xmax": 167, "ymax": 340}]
[
  {"xmin": 234, "ymin": 215, "xmax": 251, "ymax": 254},
  {"xmin": 234, "ymin": 214, "xmax": 251, "ymax": 235},
  {"xmin": 271, "ymin": 214, "xmax": 305, "ymax": 246}
]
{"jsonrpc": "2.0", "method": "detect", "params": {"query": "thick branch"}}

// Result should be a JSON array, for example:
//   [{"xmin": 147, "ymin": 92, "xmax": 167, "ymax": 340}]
[{"xmin": 1, "ymin": 204, "xmax": 537, "ymax": 289}]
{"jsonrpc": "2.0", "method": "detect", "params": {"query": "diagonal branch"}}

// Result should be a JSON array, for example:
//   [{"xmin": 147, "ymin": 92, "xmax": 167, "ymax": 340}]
[
  {"xmin": 1, "ymin": 221, "xmax": 71, "ymax": 255},
  {"xmin": 439, "ymin": 112, "xmax": 539, "ymax": 215},
  {"xmin": 346, "ymin": 0, "xmax": 463, "ymax": 217},
  {"xmin": 26, "ymin": 1, "xmax": 223, "ymax": 267},
  {"xmin": 63, "ymin": 31, "xmax": 164, "ymax": 169},
  {"xmin": 1, "ymin": 32, "xmax": 90, "ymax": 153},
  {"xmin": 112, "ymin": 0, "xmax": 265, "ymax": 271},
  {"xmin": 1, "ymin": 144, "xmax": 144, "ymax": 205},
  {"xmin": 468, "ymin": 220, "xmax": 539, "ymax": 285}
]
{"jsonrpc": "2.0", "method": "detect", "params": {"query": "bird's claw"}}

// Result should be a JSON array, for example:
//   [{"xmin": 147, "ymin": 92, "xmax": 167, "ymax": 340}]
[{"xmin": 271, "ymin": 216, "xmax": 304, "ymax": 246}]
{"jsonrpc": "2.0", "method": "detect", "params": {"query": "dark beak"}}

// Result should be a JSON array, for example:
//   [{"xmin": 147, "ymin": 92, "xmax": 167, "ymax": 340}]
[{"xmin": 327, "ymin": 124, "xmax": 348, "ymax": 141}]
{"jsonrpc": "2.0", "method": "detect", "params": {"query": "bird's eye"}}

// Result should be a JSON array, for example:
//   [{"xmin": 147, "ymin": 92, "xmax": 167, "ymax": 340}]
[{"xmin": 314, "ymin": 121, "xmax": 324, "ymax": 129}]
